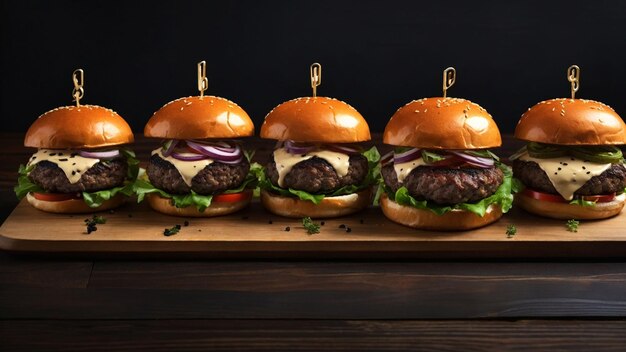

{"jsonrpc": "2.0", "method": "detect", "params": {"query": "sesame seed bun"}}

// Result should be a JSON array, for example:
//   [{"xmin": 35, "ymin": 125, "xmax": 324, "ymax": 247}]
[
  {"xmin": 24, "ymin": 105, "xmax": 134, "ymax": 149},
  {"xmin": 144, "ymin": 96, "xmax": 254, "ymax": 139},
  {"xmin": 26, "ymin": 192, "xmax": 126, "ymax": 214},
  {"xmin": 383, "ymin": 97, "xmax": 502, "ymax": 150},
  {"xmin": 515, "ymin": 192, "xmax": 625, "ymax": 220},
  {"xmin": 379, "ymin": 193, "xmax": 503, "ymax": 231},
  {"xmin": 260, "ymin": 97, "xmax": 371, "ymax": 143},
  {"xmin": 145, "ymin": 193, "xmax": 251, "ymax": 217},
  {"xmin": 515, "ymin": 98, "xmax": 626, "ymax": 145},
  {"xmin": 260, "ymin": 188, "xmax": 372, "ymax": 218}
]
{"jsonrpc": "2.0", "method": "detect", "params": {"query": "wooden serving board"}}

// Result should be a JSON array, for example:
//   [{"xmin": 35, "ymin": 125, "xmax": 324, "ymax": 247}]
[{"xmin": 0, "ymin": 199, "xmax": 625, "ymax": 258}]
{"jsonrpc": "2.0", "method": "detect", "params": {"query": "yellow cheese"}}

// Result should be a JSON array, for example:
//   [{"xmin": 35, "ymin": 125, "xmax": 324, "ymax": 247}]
[
  {"xmin": 519, "ymin": 152, "xmax": 611, "ymax": 200},
  {"xmin": 152, "ymin": 148, "xmax": 214, "ymax": 187},
  {"xmin": 273, "ymin": 148, "xmax": 350, "ymax": 188},
  {"xmin": 27, "ymin": 149, "xmax": 101, "ymax": 184},
  {"xmin": 393, "ymin": 158, "xmax": 427, "ymax": 183}
]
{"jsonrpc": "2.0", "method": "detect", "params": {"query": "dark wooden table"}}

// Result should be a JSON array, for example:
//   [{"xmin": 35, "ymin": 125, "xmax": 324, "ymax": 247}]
[{"xmin": 1, "ymin": 133, "xmax": 625, "ymax": 351}]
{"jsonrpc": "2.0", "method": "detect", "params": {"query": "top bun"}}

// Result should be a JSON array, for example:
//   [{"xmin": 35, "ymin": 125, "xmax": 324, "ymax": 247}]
[
  {"xmin": 515, "ymin": 98, "xmax": 626, "ymax": 145},
  {"xmin": 384, "ymin": 97, "xmax": 501, "ymax": 149},
  {"xmin": 260, "ymin": 96, "xmax": 371, "ymax": 143},
  {"xmin": 24, "ymin": 105, "xmax": 133, "ymax": 149},
  {"xmin": 144, "ymin": 96, "xmax": 254, "ymax": 139}
]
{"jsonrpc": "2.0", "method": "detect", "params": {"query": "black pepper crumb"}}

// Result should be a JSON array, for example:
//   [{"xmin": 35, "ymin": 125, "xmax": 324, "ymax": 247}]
[
  {"xmin": 571, "ymin": 158, "xmax": 575, "ymax": 161},
  {"xmin": 563, "ymin": 163, "xmax": 568, "ymax": 166},
  {"xmin": 58, "ymin": 158, "xmax": 68, "ymax": 161},
  {"xmin": 582, "ymin": 166, "xmax": 586, "ymax": 170},
  {"xmin": 587, "ymin": 171, "xmax": 591, "ymax": 174},
  {"xmin": 198, "ymin": 229, "xmax": 202, "ymax": 232},
  {"xmin": 285, "ymin": 226, "xmax": 291, "ymax": 232},
  {"xmin": 339, "ymin": 224, "xmax": 346, "ymax": 229},
  {"xmin": 346, "ymin": 227, "xmax": 352, "ymax": 233},
  {"xmin": 268, "ymin": 219, "xmax": 273, "ymax": 224},
  {"xmin": 72, "ymin": 163, "xmax": 76, "ymax": 166},
  {"xmin": 49, "ymin": 153, "xmax": 56, "ymax": 156},
  {"xmin": 58, "ymin": 153, "xmax": 64, "ymax": 156},
  {"xmin": 558, "ymin": 167, "xmax": 562, "ymax": 171},
  {"xmin": 554, "ymin": 172, "xmax": 558, "ymax": 175},
  {"xmin": 320, "ymin": 221, "xmax": 325, "ymax": 226},
  {"xmin": 183, "ymin": 220, "xmax": 189, "ymax": 227},
  {"xmin": 72, "ymin": 171, "xmax": 76, "ymax": 175}
]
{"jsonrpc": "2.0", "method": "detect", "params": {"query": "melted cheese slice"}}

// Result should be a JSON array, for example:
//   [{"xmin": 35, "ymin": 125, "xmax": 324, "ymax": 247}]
[
  {"xmin": 519, "ymin": 152, "xmax": 612, "ymax": 200},
  {"xmin": 393, "ymin": 158, "xmax": 427, "ymax": 183},
  {"xmin": 27, "ymin": 149, "xmax": 101, "ymax": 184},
  {"xmin": 273, "ymin": 148, "xmax": 350, "ymax": 188},
  {"xmin": 152, "ymin": 148, "xmax": 214, "ymax": 187}
]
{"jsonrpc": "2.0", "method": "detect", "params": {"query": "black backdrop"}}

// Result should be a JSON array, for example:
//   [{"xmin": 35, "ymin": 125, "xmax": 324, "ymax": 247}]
[{"xmin": 2, "ymin": 0, "xmax": 626, "ymax": 134}]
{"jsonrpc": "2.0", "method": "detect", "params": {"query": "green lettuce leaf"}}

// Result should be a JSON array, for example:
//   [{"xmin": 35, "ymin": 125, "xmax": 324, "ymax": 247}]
[
  {"xmin": 258, "ymin": 146, "xmax": 381, "ymax": 204},
  {"xmin": 388, "ymin": 163, "xmax": 517, "ymax": 217},
  {"xmin": 569, "ymin": 198, "xmax": 597, "ymax": 207},
  {"xmin": 14, "ymin": 164, "xmax": 44, "ymax": 199},
  {"xmin": 421, "ymin": 150, "xmax": 446, "ymax": 163},
  {"xmin": 134, "ymin": 161, "xmax": 262, "ymax": 212}
]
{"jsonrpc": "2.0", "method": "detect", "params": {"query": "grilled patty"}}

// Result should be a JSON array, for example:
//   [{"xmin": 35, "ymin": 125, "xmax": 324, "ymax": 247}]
[
  {"xmin": 513, "ymin": 160, "xmax": 626, "ymax": 196},
  {"xmin": 147, "ymin": 154, "xmax": 250, "ymax": 195},
  {"xmin": 28, "ymin": 159, "xmax": 128, "ymax": 193},
  {"xmin": 266, "ymin": 154, "xmax": 368, "ymax": 194},
  {"xmin": 382, "ymin": 164, "xmax": 504, "ymax": 205}
]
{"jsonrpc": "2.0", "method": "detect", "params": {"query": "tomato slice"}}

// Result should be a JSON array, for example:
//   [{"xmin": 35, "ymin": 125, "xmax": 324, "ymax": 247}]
[
  {"xmin": 581, "ymin": 193, "xmax": 616, "ymax": 203},
  {"xmin": 213, "ymin": 190, "xmax": 252, "ymax": 203},
  {"xmin": 32, "ymin": 192, "xmax": 81, "ymax": 202},
  {"xmin": 522, "ymin": 188, "xmax": 616, "ymax": 203}
]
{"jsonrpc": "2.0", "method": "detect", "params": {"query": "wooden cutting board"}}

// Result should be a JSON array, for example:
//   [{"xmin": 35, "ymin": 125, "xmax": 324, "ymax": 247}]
[{"xmin": 0, "ymin": 199, "xmax": 625, "ymax": 258}]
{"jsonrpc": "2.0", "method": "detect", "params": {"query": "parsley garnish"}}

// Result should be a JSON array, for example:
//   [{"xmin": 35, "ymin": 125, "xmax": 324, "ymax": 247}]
[
  {"xmin": 566, "ymin": 219, "xmax": 580, "ymax": 233},
  {"xmin": 302, "ymin": 217, "xmax": 320, "ymax": 235},
  {"xmin": 84, "ymin": 215, "xmax": 107, "ymax": 234},
  {"xmin": 164, "ymin": 224, "xmax": 181, "ymax": 236},
  {"xmin": 506, "ymin": 224, "xmax": 517, "ymax": 238}
]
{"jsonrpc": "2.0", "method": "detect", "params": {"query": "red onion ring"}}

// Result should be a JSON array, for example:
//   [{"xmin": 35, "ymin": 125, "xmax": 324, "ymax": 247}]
[
  {"xmin": 171, "ymin": 152, "xmax": 211, "ymax": 161},
  {"xmin": 186, "ymin": 140, "xmax": 242, "ymax": 161},
  {"xmin": 285, "ymin": 140, "xmax": 314, "ymax": 155},
  {"xmin": 162, "ymin": 140, "xmax": 179, "ymax": 157},
  {"xmin": 394, "ymin": 148, "xmax": 421, "ymax": 163},
  {"xmin": 79, "ymin": 150, "xmax": 120, "ymax": 159},
  {"xmin": 449, "ymin": 151, "xmax": 494, "ymax": 168},
  {"xmin": 381, "ymin": 151, "xmax": 394, "ymax": 166}
]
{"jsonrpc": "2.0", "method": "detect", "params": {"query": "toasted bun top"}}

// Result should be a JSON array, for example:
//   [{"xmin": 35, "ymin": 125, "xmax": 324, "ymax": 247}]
[
  {"xmin": 383, "ymin": 97, "xmax": 502, "ymax": 149},
  {"xmin": 515, "ymin": 98, "xmax": 626, "ymax": 145},
  {"xmin": 24, "ymin": 105, "xmax": 133, "ymax": 149},
  {"xmin": 260, "ymin": 96, "xmax": 371, "ymax": 143},
  {"xmin": 144, "ymin": 96, "xmax": 254, "ymax": 139}
]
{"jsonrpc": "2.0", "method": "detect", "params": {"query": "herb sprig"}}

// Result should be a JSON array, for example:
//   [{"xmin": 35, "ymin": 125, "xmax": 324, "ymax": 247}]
[
  {"xmin": 566, "ymin": 219, "xmax": 580, "ymax": 233},
  {"xmin": 84, "ymin": 215, "xmax": 107, "ymax": 234},
  {"xmin": 302, "ymin": 217, "xmax": 320, "ymax": 235}
]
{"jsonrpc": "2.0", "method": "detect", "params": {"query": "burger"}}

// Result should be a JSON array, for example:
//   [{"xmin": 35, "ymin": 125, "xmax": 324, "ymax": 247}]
[
  {"xmin": 258, "ymin": 96, "xmax": 379, "ymax": 218},
  {"xmin": 511, "ymin": 98, "xmax": 626, "ymax": 219},
  {"xmin": 135, "ymin": 95, "xmax": 257, "ymax": 217},
  {"xmin": 379, "ymin": 97, "xmax": 517, "ymax": 230},
  {"xmin": 15, "ymin": 105, "xmax": 137, "ymax": 213}
]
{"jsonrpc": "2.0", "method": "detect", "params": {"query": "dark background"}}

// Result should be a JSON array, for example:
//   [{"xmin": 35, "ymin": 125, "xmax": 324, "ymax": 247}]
[{"xmin": 2, "ymin": 0, "xmax": 625, "ymax": 134}]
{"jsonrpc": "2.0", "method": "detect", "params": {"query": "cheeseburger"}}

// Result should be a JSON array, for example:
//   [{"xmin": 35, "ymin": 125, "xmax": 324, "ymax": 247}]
[
  {"xmin": 511, "ymin": 66, "xmax": 626, "ymax": 219},
  {"xmin": 258, "ymin": 63, "xmax": 379, "ymax": 218},
  {"xmin": 135, "ymin": 61, "xmax": 256, "ymax": 217},
  {"xmin": 15, "ymin": 69, "xmax": 137, "ymax": 213},
  {"xmin": 379, "ymin": 68, "xmax": 516, "ymax": 230}
]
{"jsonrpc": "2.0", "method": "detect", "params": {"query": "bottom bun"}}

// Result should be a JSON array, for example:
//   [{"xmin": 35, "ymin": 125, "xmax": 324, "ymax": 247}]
[
  {"xmin": 146, "ymin": 193, "xmax": 251, "ymax": 217},
  {"xmin": 516, "ymin": 192, "xmax": 625, "ymax": 220},
  {"xmin": 26, "ymin": 193, "xmax": 126, "ymax": 214},
  {"xmin": 260, "ymin": 188, "xmax": 372, "ymax": 218},
  {"xmin": 380, "ymin": 193, "xmax": 503, "ymax": 231}
]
